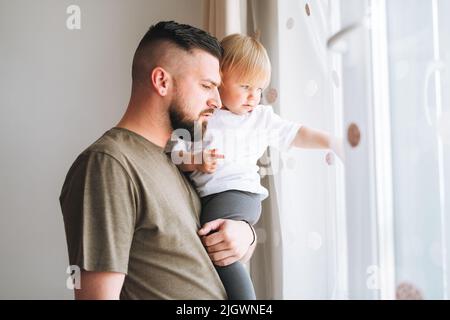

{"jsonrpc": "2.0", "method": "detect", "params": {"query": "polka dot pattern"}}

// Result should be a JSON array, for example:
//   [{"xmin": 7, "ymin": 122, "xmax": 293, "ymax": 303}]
[
  {"xmin": 326, "ymin": 152, "xmax": 335, "ymax": 165},
  {"xmin": 347, "ymin": 123, "xmax": 361, "ymax": 148},
  {"xmin": 286, "ymin": 17, "xmax": 295, "ymax": 30},
  {"xmin": 396, "ymin": 282, "xmax": 423, "ymax": 300},
  {"xmin": 265, "ymin": 88, "xmax": 278, "ymax": 104},
  {"xmin": 305, "ymin": 3, "xmax": 311, "ymax": 16}
]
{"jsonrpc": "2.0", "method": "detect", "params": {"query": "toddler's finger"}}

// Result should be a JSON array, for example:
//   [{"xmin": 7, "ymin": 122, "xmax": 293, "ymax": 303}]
[{"xmin": 213, "ymin": 153, "xmax": 225, "ymax": 160}]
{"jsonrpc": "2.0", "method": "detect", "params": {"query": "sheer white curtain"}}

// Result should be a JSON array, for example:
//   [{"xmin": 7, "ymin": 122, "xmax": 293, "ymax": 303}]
[
  {"xmin": 203, "ymin": 0, "xmax": 348, "ymax": 300},
  {"xmin": 202, "ymin": 0, "xmax": 244, "ymax": 40},
  {"xmin": 264, "ymin": 0, "xmax": 346, "ymax": 299}
]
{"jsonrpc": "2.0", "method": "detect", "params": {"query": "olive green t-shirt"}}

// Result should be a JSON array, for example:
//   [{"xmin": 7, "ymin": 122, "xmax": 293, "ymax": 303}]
[{"xmin": 59, "ymin": 127, "xmax": 227, "ymax": 299}]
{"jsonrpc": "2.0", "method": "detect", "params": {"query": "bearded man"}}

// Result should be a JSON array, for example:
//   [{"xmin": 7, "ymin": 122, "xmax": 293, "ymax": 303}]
[{"xmin": 59, "ymin": 21, "xmax": 256, "ymax": 300}]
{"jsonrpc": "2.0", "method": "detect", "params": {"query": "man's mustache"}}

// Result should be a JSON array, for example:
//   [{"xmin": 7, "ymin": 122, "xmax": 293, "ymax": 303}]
[{"xmin": 199, "ymin": 108, "xmax": 216, "ymax": 117}]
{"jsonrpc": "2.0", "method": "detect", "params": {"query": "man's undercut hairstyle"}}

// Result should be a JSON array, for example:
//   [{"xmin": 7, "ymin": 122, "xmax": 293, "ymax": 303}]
[{"xmin": 132, "ymin": 21, "xmax": 223, "ymax": 84}]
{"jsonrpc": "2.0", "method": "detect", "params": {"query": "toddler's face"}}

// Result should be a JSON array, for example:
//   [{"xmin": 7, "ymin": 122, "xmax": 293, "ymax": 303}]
[{"xmin": 219, "ymin": 71, "xmax": 265, "ymax": 115}]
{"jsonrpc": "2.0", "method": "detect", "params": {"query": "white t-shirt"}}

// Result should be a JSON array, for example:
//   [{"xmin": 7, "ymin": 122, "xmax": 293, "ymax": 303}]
[{"xmin": 172, "ymin": 105, "xmax": 301, "ymax": 200}]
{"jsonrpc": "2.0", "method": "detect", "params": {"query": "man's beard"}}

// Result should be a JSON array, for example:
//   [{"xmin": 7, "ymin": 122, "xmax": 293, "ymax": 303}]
[{"xmin": 169, "ymin": 98, "xmax": 204, "ymax": 143}]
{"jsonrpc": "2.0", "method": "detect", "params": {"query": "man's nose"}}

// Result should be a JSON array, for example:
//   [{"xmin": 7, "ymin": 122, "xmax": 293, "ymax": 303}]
[
  {"xmin": 208, "ymin": 90, "xmax": 222, "ymax": 109},
  {"xmin": 207, "ymin": 98, "xmax": 221, "ymax": 110}
]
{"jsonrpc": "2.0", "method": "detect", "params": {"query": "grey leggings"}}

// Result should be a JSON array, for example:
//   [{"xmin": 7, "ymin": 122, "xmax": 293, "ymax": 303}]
[{"xmin": 201, "ymin": 190, "xmax": 262, "ymax": 300}]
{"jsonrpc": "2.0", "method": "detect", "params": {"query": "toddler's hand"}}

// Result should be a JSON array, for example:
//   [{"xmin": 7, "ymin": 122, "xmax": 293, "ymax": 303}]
[
  {"xmin": 196, "ymin": 149, "xmax": 224, "ymax": 174},
  {"xmin": 330, "ymin": 137, "xmax": 345, "ymax": 164}
]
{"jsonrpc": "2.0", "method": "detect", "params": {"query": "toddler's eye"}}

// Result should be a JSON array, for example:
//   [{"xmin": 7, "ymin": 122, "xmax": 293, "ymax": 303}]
[{"xmin": 241, "ymin": 85, "xmax": 250, "ymax": 90}]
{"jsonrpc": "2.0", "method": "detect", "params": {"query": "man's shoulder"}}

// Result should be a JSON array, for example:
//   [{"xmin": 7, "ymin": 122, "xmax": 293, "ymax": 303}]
[
  {"xmin": 84, "ymin": 128, "xmax": 127, "ymax": 157},
  {"xmin": 59, "ymin": 129, "xmax": 135, "ymax": 202},
  {"xmin": 82, "ymin": 127, "xmax": 156, "ymax": 161},
  {"xmin": 63, "ymin": 128, "xmax": 135, "ymax": 184}
]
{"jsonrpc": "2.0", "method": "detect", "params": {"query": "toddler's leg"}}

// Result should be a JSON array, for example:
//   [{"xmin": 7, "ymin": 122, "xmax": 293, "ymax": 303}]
[
  {"xmin": 201, "ymin": 190, "xmax": 262, "ymax": 225},
  {"xmin": 201, "ymin": 190, "xmax": 262, "ymax": 300},
  {"xmin": 216, "ymin": 261, "xmax": 256, "ymax": 300}
]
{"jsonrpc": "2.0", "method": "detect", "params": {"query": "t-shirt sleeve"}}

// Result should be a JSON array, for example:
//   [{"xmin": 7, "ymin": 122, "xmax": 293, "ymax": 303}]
[
  {"xmin": 264, "ymin": 105, "xmax": 302, "ymax": 151},
  {"xmin": 59, "ymin": 151, "xmax": 136, "ymax": 274}
]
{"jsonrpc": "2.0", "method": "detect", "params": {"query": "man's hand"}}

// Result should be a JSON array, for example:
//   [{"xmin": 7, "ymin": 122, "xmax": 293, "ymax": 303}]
[
  {"xmin": 195, "ymin": 149, "xmax": 224, "ymax": 174},
  {"xmin": 198, "ymin": 219, "xmax": 253, "ymax": 267}
]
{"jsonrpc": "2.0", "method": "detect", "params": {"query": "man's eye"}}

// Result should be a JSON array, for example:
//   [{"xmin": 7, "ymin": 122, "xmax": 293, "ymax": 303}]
[{"xmin": 202, "ymin": 84, "xmax": 212, "ymax": 90}]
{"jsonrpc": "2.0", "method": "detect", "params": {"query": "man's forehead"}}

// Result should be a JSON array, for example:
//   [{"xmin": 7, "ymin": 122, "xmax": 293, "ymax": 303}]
[{"xmin": 185, "ymin": 49, "xmax": 221, "ymax": 84}]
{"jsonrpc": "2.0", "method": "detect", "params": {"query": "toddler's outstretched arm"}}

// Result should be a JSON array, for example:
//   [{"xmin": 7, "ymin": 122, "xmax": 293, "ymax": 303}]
[{"xmin": 291, "ymin": 126, "xmax": 344, "ymax": 162}]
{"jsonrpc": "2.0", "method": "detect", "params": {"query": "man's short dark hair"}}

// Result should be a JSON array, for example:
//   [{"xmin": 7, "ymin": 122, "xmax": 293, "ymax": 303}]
[
  {"xmin": 139, "ymin": 21, "xmax": 222, "ymax": 60},
  {"xmin": 132, "ymin": 21, "xmax": 222, "ymax": 84}
]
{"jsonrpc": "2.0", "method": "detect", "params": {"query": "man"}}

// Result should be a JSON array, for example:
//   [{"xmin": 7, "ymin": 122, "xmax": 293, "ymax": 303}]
[{"xmin": 59, "ymin": 21, "xmax": 256, "ymax": 300}]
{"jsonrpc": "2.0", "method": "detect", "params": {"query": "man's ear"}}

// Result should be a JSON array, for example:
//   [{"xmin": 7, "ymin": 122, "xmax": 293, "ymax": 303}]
[{"xmin": 151, "ymin": 67, "xmax": 171, "ymax": 97}]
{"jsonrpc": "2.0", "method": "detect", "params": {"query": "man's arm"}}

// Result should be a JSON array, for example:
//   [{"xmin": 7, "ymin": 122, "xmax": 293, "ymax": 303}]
[
  {"xmin": 198, "ymin": 219, "xmax": 255, "ymax": 267},
  {"xmin": 74, "ymin": 270, "xmax": 125, "ymax": 300},
  {"xmin": 240, "ymin": 239, "xmax": 257, "ymax": 264}
]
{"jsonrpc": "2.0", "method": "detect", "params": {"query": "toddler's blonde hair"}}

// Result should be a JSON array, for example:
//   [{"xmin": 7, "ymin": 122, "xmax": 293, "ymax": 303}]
[{"xmin": 220, "ymin": 34, "xmax": 271, "ymax": 89}]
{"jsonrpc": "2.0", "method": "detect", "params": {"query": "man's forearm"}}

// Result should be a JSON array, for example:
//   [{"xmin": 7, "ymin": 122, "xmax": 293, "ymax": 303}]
[
  {"xmin": 240, "ymin": 222, "xmax": 257, "ymax": 263},
  {"xmin": 74, "ymin": 270, "xmax": 125, "ymax": 300}
]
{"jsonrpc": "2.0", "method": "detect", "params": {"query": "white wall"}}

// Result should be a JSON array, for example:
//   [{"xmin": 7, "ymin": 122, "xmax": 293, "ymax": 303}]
[{"xmin": 0, "ymin": 0, "xmax": 203, "ymax": 299}]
